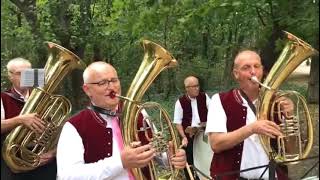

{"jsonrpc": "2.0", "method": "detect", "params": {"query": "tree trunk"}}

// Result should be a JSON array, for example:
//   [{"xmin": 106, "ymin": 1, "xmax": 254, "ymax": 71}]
[
  {"xmin": 307, "ymin": 56, "xmax": 319, "ymax": 104},
  {"xmin": 10, "ymin": 0, "xmax": 46, "ymax": 65},
  {"xmin": 260, "ymin": 28, "xmax": 282, "ymax": 74}
]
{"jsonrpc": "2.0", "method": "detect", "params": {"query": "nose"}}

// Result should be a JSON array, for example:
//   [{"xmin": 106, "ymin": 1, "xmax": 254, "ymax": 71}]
[
  {"xmin": 105, "ymin": 84, "xmax": 113, "ymax": 91},
  {"xmin": 105, "ymin": 82, "xmax": 119, "ymax": 92},
  {"xmin": 250, "ymin": 67, "xmax": 256, "ymax": 75}
]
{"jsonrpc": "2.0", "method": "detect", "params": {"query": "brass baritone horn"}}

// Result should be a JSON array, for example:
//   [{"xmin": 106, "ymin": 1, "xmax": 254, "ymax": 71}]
[
  {"xmin": 256, "ymin": 31, "xmax": 318, "ymax": 163},
  {"xmin": 120, "ymin": 40, "xmax": 185, "ymax": 179},
  {"xmin": 2, "ymin": 42, "xmax": 86, "ymax": 172}
]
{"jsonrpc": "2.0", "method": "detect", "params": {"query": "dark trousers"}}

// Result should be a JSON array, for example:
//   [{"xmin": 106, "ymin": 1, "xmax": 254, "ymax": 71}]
[
  {"xmin": 183, "ymin": 136, "xmax": 199, "ymax": 180},
  {"xmin": 1, "ymin": 157, "xmax": 57, "ymax": 180}
]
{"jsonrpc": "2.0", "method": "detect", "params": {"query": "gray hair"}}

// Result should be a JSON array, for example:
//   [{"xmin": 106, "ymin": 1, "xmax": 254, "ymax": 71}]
[
  {"xmin": 184, "ymin": 76, "xmax": 198, "ymax": 87},
  {"xmin": 83, "ymin": 61, "xmax": 116, "ymax": 84},
  {"xmin": 6, "ymin": 57, "xmax": 32, "ymax": 71}
]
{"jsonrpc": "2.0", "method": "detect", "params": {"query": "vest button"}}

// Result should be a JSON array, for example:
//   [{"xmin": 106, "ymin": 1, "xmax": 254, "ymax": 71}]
[
  {"xmin": 107, "ymin": 153, "xmax": 111, "ymax": 156},
  {"xmin": 108, "ymin": 142, "xmax": 111, "ymax": 145}
]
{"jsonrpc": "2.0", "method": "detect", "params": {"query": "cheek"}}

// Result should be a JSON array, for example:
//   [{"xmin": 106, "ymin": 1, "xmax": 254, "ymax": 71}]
[
  {"xmin": 90, "ymin": 91, "xmax": 105, "ymax": 103},
  {"xmin": 257, "ymin": 69, "xmax": 264, "ymax": 77},
  {"xmin": 237, "ymin": 72, "xmax": 251, "ymax": 82},
  {"xmin": 13, "ymin": 78, "xmax": 20, "ymax": 85}
]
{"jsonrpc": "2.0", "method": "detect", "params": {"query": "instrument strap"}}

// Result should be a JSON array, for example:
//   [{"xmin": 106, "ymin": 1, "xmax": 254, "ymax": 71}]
[
  {"xmin": 239, "ymin": 89, "xmax": 257, "ymax": 115},
  {"xmin": 88, "ymin": 105, "xmax": 118, "ymax": 117}
]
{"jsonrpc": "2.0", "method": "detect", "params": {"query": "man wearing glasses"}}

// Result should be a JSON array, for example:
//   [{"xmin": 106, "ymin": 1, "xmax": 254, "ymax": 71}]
[
  {"xmin": 1, "ymin": 57, "xmax": 56, "ymax": 180},
  {"xmin": 173, "ymin": 76, "xmax": 211, "ymax": 180},
  {"xmin": 56, "ymin": 61, "xmax": 186, "ymax": 180}
]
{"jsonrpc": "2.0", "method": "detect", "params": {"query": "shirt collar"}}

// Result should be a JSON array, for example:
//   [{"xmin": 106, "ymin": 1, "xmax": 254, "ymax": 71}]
[
  {"xmin": 13, "ymin": 87, "xmax": 29, "ymax": 101},
  {"xmin": 187, "ymin": 94, "xmax": 196, "ymax": 101}
]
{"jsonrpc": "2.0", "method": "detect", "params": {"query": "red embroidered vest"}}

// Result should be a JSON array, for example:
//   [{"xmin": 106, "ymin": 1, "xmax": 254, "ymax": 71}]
[
  {"xmin": 210, "ymin": 89, "xmax": 288, "ymax": 180},
  {"xmin": 210, "ymin": 89, "xmax": 246, "ymax": 180},
  {"xmin": 179, "ymin": 92, "xmax": 208, "ymax": 135},
  {"xmin": 69, "ymin": 109, "xmax": 113, "ymax": 163},
  {"xmin": 69, "ymin": 109, "xmax": 151, "ymax": 158},
  {"xmin": 1, "ymin": 88, "xmax": 25, "ymax": 119},
  {"xmin": 1, "ymin": 88, "xmax": 26, "ymax": 145}
]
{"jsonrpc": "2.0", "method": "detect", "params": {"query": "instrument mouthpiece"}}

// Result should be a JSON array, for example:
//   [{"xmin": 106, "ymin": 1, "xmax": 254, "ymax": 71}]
[
  {"xmin": 109, "ymin": 91, "xmax": 117, "ymax": 98},
  {"xmin": 250, "ymin": 76, "xmax": 272, "ymax": 90},
  {"xmin": 250, "ymin": 76, "xmax": 259, "ymax": 83},
  {"xmin": 109, "ymin": 92, "xmax": 138, "ymax": 103}
]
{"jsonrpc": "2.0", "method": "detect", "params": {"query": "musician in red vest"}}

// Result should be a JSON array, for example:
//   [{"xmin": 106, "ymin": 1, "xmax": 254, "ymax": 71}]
[
  {"xmin": 56, "ymin": 61, "xmax": 186, "ymax": 180},
  {"xmin": 173, "ymin": 75, "xmax": 210, "ymax": 180},
  {"xmin": 205, "ymin": 50, "xmax": 291, "ymax": 180},
  {"xmin": 1, "ymin": 57, "xmax": 57, "ymax": 180}
]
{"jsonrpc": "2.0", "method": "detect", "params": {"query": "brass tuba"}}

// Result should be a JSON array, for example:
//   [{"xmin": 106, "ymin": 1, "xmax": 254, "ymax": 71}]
[
  {"xmin": 119, "ymin": 40, "xmax": 184, "ymax": 179},
  {"xmin": 2, "ymin": 42, "xmax": 86, "ymax": 172},
  {"xmin": 254, "ymin": 31, "xmax": 318, "ymax": 163}
]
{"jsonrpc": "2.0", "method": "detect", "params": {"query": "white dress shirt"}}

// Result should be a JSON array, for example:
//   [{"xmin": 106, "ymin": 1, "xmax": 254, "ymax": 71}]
[
  {"xmin": 1, "ymin": 99, "xmax": 5, "ymax": 120},
  {"xmin": 57, "ymin": 113, "xmax": 130, "ymax": 180},
  {"xmin": 205, "ymin": 93, "xmax": 270, "ymax": 179},
  {"xmin": 173, "ymin": 93, "xmax": 210, "ymax": 127}
]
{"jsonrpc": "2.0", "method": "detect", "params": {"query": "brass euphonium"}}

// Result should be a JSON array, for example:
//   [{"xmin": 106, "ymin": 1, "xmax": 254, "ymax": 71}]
[
  {"xmin": 2, "ymin": 42, "xmax": 86, "ymax": 172},
  {"xmin": 119, "ymin": 40, "xmax": 184, "ymax": 179},
  {"xmin": 253, "ymin": 31, "xmax": 318, "ymax": 163}
]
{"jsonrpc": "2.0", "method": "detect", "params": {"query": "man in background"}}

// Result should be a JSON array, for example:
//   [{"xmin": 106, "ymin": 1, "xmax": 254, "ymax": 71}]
[
  {"xmin": 1, "ymin": 57, "xmax": 57, "ymax": 180},
  {"xmin": 173, "ymin": 75, "xmax": 210, "ymax": 180}
]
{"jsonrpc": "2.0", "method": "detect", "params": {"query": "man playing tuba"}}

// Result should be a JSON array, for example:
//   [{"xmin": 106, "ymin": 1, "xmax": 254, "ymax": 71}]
[
  {"xmin": 1, "ymin": 57, "xmax": 57, "ymax": 180},
  {"xmin": 205, "ymin": 50, "xmax": 293, "ymax": 180},
  {"xmin": 56, "ymin": 61, "xmax": 187, "ymax": 180}
]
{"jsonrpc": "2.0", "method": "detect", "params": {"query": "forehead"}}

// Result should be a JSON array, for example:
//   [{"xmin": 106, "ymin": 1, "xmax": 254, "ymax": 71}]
[
  {"xmin": 234, "ymin": 51, "xmax": 261, "ymax": 67},
  {"xmin": 184, "ymin": 77, "xmax": 198, "ymax": 86},
  {"xmin": 11, "ymin": 63, "xmax": 31, "ymax": 72},
  {"xmin": 88, "ymin": 65, "xmax": 117, "ymax": 80}
]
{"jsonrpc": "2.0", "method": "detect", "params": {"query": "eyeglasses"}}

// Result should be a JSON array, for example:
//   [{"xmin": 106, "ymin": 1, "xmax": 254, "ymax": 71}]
[
  {"xmin": 9, "ymin": 71, "xmax": 22, "ymax": 76},
  {"xmin": 87, "ymin": 78, "xmax": 119, "ymax": 87},
  {"xmin": 186, "ymin": 84, "xmax": 199, "ymax": 88}
]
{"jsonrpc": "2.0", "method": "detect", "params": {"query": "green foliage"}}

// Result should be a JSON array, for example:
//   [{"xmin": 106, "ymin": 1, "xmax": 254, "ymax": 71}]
[
  {"xmin": 1, "ymin": 0, "xmax": 39, "ymax": 91},
  {"xmin": 281, "ymin": 81, "xmax": 308, "ymax": 99},
  {"xmin": 1, "ymin": 0, "xmax": 318, "ymax": 109}
]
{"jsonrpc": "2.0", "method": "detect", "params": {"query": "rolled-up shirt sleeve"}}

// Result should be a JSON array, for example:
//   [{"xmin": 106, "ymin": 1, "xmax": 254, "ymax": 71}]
[
  {"xmin": 205, "ymin": 93, "xmax": 227, "ymax": 134},
  {"xmin": 173, "ymin": 100, "xmax": 183, "ymax": 124},
  {"xmin": 56, "ymin": 122, "xmax": 124, "ymax": 180},
  {"xmin": 205, "ymin": 93, "xmax": 211, "ymax": 107}
]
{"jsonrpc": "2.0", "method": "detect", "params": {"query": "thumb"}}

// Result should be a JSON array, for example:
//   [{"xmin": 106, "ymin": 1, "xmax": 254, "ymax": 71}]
[{"xmin": 168, "ymin": 141, "xmax": 175, "ymax": 157}]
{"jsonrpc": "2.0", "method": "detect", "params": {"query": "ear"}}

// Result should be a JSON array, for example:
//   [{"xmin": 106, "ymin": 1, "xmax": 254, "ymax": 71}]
[
  {"xmin": 233, "ymin": 69, "xmax": 239, "ymax": 80},
  {"xmin": 82, "ymin": 84, "xmax": 91, "ymax": 97},
  {"xmin": 8, "ymin": 74, "xmax": 13, "ymax": 81}
]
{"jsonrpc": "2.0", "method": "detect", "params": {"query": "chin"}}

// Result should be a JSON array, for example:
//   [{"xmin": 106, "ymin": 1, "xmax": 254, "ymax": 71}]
[{"xmin": 246, "ymin": 83, "xmax": 258, "ymax": 90}]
